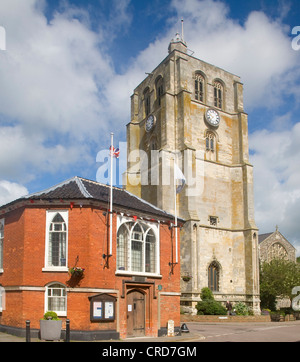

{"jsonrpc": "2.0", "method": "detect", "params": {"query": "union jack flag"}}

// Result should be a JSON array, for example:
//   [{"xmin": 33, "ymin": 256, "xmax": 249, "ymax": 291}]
[{"xmin": 109, "ymin": 146, "xmax": 120, "ymax": 158}]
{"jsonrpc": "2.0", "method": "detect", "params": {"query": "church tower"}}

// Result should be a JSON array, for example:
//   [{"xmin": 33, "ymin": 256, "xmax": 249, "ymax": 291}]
[{"xmin": 125, "ymin": 31, "xmax": 260, "ymax": 314}]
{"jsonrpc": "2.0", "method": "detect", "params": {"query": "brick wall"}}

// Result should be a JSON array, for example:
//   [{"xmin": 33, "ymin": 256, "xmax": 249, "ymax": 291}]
[{"xmin": 0, "ymin": 203, "xmax": 180, "ymax": 339}]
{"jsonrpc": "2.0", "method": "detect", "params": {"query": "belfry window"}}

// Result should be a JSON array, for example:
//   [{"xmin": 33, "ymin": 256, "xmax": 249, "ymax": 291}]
[
  {"xmin": 213, "ymin": 81, "xmax": 223, "ymax": 109},
  {"xmin": 195, "ymin": 73, "xmax": 205, "ymax": 102},
  {"xmin": 156, "ymin": 76, "xmax": 164, "ymax": 106},
  {"xmin": 144, "ymin": 88, "xmax": 151, "ymax": 117}
]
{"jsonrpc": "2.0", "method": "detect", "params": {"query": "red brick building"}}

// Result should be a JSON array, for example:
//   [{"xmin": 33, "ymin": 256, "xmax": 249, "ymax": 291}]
[{"xmin": 0, "ymin": 176, "xmax": 182, "ymax": 340}]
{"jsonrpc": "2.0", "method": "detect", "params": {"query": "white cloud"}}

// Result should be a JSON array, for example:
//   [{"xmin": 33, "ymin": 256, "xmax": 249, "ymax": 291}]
[
  {"xmin": 170, "ymin": 0, "xmax": 299, "ymax": 110},
  {"xmin": 0, "ymin": 0, "xmax": 115, "ymax": 139},
  {"xmin": 0, "ymin": 0, "xmax": 119, "ymax": 184},
  {"xmin": 0, "ymin": 180, "xmax": 28, "ymax": 206},
  {"xmin": 249, "ymin": 122, "xmax": 300, "ymax": 254},
  {"xmin": 0, "ymin": 0, "xmax": 299, "ymax": 255}
]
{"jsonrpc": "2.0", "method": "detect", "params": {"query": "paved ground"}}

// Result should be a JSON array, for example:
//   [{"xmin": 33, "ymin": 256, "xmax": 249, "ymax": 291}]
[
  {"xmin": 1, "ymin": 320, "xmax": 300, "ymax": 342},
  {"xmin": 183, "ymin": 320, "xmax": 300, "ymax": 342}
]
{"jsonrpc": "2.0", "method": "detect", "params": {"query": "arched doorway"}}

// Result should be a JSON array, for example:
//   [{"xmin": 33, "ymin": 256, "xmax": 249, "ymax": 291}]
[{"xmin": 127, "ymin": 289, "xmax": 145, "ymax": 337}]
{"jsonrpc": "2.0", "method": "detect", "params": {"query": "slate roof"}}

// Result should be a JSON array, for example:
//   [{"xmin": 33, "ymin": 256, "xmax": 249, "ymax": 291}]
[
  {"xmin": 0, "ymin": 176, "xmax": 179, "ymax": 222},
  {"xmin": 258, "ymin": 232, "xmax": 273, "ymax": 244}
]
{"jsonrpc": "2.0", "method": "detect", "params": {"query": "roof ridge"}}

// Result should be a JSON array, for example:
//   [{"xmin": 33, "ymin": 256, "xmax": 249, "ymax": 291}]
[
  {"xmin": 79, "ymin": 176, "xmax": 124, "ymax": 191},
  {"xmin": 24, "ymin": 177, "xmax": 78, "ymax": 199},
  {"xmin": 75, "ymin": 177, "xmax": 93, "ymax": 198}
]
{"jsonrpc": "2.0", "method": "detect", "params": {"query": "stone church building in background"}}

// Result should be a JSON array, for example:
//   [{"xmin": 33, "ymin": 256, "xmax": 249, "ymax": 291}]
[
  {"xmin": 259, "ymin": 226, "xmax": 296, "ymax": 263},
  {"xmin": 125, "ymin": 31, "xmax": 261, "ymax": 314}
]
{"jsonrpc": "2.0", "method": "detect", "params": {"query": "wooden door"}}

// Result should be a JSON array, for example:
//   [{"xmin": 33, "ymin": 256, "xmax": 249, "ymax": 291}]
[{"xmin": 127, "ymin": 290, "xmax": 145, "ymax": 337}]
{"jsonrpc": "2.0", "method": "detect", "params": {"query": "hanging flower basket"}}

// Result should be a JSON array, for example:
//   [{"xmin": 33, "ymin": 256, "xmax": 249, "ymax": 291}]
[
  {"xmin": 182, "ymin": 275, "xmax": 192, "ymax": 282},
  {"xmin": 69, "ymin": 266, "xmax": 85, "ymax": 277}
]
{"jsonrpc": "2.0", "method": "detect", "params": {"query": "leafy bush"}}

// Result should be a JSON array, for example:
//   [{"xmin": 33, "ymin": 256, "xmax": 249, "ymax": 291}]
[
  {"xmin": 234, "ymin": 302, "xmax": 249, "ymax": 316},
  {"xmin": 196, "ymin": 300, "xmax": 227, "ymax": 315},
  {"xmin": 200, "ymin": 287, "xmax": 214, "ymax": 300},
  {"xmin": 43, "ymin": 311, "xmax": 60, "ymax": 320},
  {"xmin": 196, "ymin": 288, "xmax": 227, "ymax": 315}
]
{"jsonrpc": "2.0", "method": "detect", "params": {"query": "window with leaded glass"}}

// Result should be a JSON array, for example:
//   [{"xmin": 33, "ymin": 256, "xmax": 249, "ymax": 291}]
[
  {"xmin": 208, "ymin": 261, "xmax": 220, "ymax": 292},
  {"xmin": 48, "ymin": 213, "xmax": 67, "ymax": 267},
  {"xmin": 144, "ymin": 88, "xmax": 151, "ymax": 116},
  {"xmin": 46, "ymin": 283, "xmax": 66, "ymax": 315},
  {"xmin": 213, "ymin": 80, "xmax": 223, "ymax": 109},
  {"xmin": 44, "ymin": 211, "xmax": 68, "ymax": 271},
  {"xmin": 156, "ymin": 76, "xmax": 164, "ymax": 106},
  {"xmin": 117, "ymin": 218, "xmax": 158, "ymax": 275},
  {"xmin": 195, "ymin": 73, "xmax": 205, "ymax": 102}
]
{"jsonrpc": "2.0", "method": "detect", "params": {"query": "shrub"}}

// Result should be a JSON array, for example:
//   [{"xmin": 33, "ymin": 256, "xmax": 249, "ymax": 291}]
[
  {"xmin": 43, "ymin": 311, "xmax": 60, "ymax": 320},
  {"xmin": 196, "ymin": 300, "xmax": 227, "ymax": 315},
  {"xmin": 200, "ymin": 287, "xmax": 214, "ymax": 300},
  {"xmin": 196, "ymin": 288, "xmax": 227, "ymax": 315},
  {"xmin": 234, "ymin": 302, "xmax": 249, "ymax": 316}
]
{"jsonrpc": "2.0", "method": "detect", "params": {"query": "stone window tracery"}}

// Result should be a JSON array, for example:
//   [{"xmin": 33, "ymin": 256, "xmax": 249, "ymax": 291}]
[
  {"xmin": 213, "ymin": 80, "xmax": 223, "ymax": 109},
  {"xmin": 195, "ymin": 73, "xmax": 205, "ymax": 102},
  {"xmin": 208, "ymin": 261, "xmax": 220, "ymax": 292},
  {"xmin": 267, "ymin": 242, "xmax": 288, "ymax": 262}
]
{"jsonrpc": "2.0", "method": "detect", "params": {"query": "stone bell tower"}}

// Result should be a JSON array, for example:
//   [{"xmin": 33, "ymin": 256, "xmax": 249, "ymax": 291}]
[{"xmin": 125, "ymin": 30, "xmax": 260, "ymax": 314}]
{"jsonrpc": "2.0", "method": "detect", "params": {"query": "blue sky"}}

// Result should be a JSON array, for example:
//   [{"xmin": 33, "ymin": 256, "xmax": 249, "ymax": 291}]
[{"xmin": 0, "ymin": 0, "xmax": 300, "ymax": 253}]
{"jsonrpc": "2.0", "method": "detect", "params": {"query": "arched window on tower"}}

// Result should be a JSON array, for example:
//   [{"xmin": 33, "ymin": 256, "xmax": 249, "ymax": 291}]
[
  {"xmin": 144, "ymin": 87, "xmax": 151, "ymax": 117},
  {"xmin": 195, "ymin": 73, "xmax": 205, "ymax": 102},
  {"xmin": 205, "ymin": 130, "xmax": 217, "ymax": 161},
  {"xmin": 156, "ymin": 76, "xmax": 164, "ymax": 107},
  {"xmin": 206, "ymin": 132, "xmax": 215, "ymax": 152},
  {"xmin": 213, "ymin": 80, "xmax": 223, "ymax": 109},
  {"xmin": 208, "ymin": 261, "xmax": 220, "ymax": 292}
]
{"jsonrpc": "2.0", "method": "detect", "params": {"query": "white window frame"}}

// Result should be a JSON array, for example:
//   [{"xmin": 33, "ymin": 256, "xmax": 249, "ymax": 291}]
[
  {"xmin": 0, "ymin": 286, "xmax": 5, "ymax": 312},
  {"xmin": 43, "ymin": 210, "xmax": 68, "ymax": 272},
  {"xmin": 116, "ymin": 216, "xmax": 161, "ymax": 277},
  {"xmin": 0, "ymin": 219, "xmax": 4, "ymax": 273},
  {"xmin": 45, "ymin": 282, "xmax": 67, "ymax": 316}
]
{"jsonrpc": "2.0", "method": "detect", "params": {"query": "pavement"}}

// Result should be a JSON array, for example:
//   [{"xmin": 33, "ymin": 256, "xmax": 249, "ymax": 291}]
[{"xmin": 0, "ymin": 328, "xmax": 203, "ymax": 343}]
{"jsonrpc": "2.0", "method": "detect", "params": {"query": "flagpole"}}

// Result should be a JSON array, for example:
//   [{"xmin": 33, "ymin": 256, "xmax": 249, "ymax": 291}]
[
  {"xmin": 109, "ymin": 132, "xmax": 113, "ymax": 256},
  {"xmin": 174, "ymin": 158, "xmax": 178, "ymax": 264}
]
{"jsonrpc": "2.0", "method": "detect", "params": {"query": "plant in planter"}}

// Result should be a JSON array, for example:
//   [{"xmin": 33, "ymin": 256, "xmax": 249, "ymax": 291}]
[
  {"xmin": 181, "ymin": 273, "xmax": 192, "ymax": 282},
  {"xmin": 69, "ymin": 266, "xmax": 85, "ymax": 277},
  {"xmin": 40, "ymin": 311, "xmax": 62, "ymax": 341}
]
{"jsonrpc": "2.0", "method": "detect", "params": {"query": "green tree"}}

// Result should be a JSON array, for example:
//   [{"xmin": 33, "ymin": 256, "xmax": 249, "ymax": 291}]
[{"xmin": 260, "ymin": 259, "xmax": 300, "ymax": 310}]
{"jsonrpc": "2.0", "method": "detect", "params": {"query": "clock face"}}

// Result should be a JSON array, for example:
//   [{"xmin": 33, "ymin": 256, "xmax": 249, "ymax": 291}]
[
  {"xmin": 205, "ymin": 109, "xmax": 220, "ymax": 127},
  {"xmin": 145, "ymin": 115, "xmax": 155, "ymax": 132}
]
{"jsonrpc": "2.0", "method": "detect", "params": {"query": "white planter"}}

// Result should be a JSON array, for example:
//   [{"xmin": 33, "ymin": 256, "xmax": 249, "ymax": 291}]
[{"xmin": 40, "ymin": 319, "xmax": 62, "ymax": 341}]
